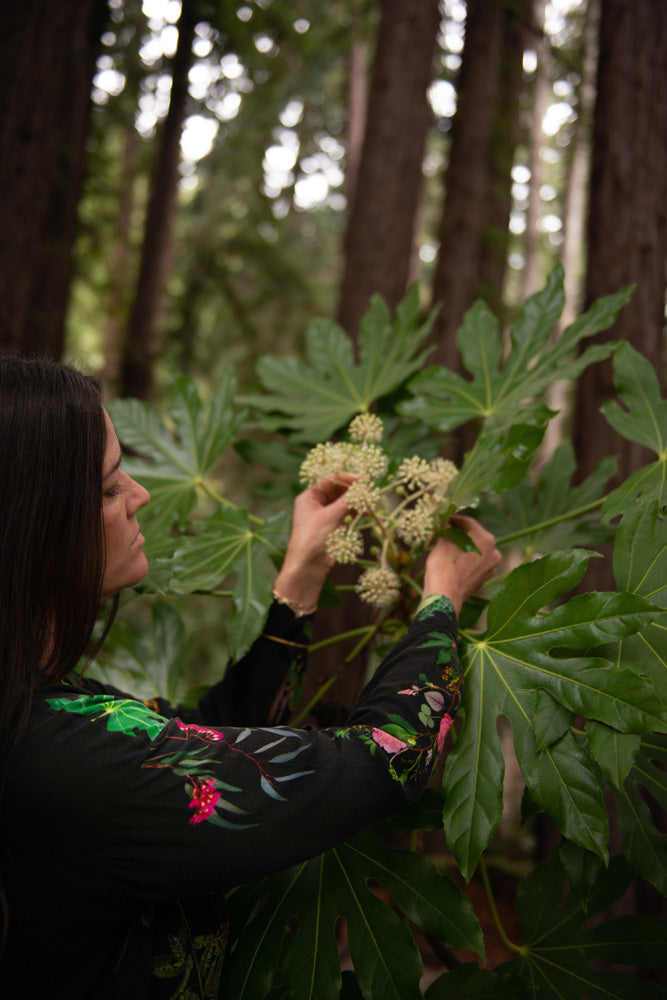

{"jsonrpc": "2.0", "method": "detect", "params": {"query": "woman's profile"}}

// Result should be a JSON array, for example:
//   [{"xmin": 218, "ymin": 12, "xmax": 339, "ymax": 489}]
[{"xmin": 0, "ymin": 354, "xmax": 500, "ymax": 999}]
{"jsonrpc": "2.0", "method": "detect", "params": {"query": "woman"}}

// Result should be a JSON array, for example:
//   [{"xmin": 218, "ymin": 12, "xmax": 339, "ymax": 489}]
[{"xmin": 0, "ymin": 355, "xmax": 500, "ymax": 999}]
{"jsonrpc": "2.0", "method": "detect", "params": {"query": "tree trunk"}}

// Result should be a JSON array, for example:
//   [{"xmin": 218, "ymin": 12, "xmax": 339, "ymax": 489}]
[
  {"xmin": 428, "ymin": 0, "xmax": 505, "ymax": 371},
  {"xmin": 0, "ymin": 0, "xmax": 104, "ymax": 358},
  {"xmin": 344, "ymin": 0, "xmax": 370, "ymax": 210},
  {"xmin": 477, "ymin": 0, "xmax": 531, "ymax": 322},
  {"xmin": 101, "ymin": 127, "xmax": 140, "ymax": 387},
  {"xmin": 537, "ymin": 0, "xmax": 599, "ymax": 464},
  {"xmin": 519, "ymin": 0, "xmax": 550, "ymax": 302},
  {"xmin": 336, "ymin": 0, "xmax": 440, "ymax": 339},
  {"xmin": 118, "ymin": 0, "xmax": 200, "ymax": 399},
  {"xmin": 573, "ymin": 0, "xmax": 667, "ymax": 589}
]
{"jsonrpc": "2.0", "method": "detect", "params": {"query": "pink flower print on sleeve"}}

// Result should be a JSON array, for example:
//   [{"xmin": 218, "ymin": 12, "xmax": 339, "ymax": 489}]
[
  {"xmin": 175, "ymin": 719, "xmax": 224, "ymax": 742},
  {"xmin": 437, "ymin": 713, "xmax": 454, "ymax": 753},
  {"xmin": 188, "ymin": 778, "xmax": 221, "ymax": 824},
  {"xmin": 372, "ymin": 728, "xmax": 408, "ymax": 754}
]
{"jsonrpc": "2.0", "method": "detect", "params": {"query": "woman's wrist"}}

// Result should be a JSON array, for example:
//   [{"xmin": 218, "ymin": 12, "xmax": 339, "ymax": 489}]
[{"xmin": 272, "ymin": 563, "xmax": 328, "ymax": 616}]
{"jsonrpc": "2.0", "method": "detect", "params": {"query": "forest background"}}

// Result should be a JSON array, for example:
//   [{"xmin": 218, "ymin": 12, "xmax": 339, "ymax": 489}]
[{"xmin": 0, "ymin": 0, "xmax": 666, "ymax": 996}]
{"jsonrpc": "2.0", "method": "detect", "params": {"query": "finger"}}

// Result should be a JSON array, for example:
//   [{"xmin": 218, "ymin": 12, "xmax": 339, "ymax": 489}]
[{"xmin": 310, "ymin": 476, "xmax": 355, "ymax": 506}]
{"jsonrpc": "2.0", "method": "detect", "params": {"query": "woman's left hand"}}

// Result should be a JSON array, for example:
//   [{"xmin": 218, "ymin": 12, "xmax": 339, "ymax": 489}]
[{"xmin": 273, "ymin": 478, "xmax": 353, "ymax": 612}]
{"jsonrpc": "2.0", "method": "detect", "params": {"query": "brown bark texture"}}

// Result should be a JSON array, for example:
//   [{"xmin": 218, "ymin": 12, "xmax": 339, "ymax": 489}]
[
  {"xmin": 118, "ymin": 0, "xmax": 200, "ymax": 399},
  {"xmin": 0, "ymin": 0, "xmax": 104, "ymax": 358},
  {"xmin": 477, "ymin": 0, "xmax": 531, "ymax": 319},
  {"xmin": 336, "ymin": 0, "xmax": 440, "ymax": 339},
  {"xmin": 574, "ymin": 0, "xmax": 667, "ymax": 480},
  {"xmin": 429, "ymin": 0, "xmax": 506, "ymax": 370}
]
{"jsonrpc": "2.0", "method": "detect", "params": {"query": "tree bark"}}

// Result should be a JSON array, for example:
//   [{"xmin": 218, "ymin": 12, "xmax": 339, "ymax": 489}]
[
  {"xmin": 118, "ymin": 0, "xmax": 200, "ymax": 399},
  {"xmin": 573, "ymin": 0, "xmax": 667, "ymax": 590},
  {"xmin": 344, "ymin": 0, "xmax": 370, "ymax": 210},
  {"xmin": 574, "ymin": 0, "xmax": 667, "ymax": 476},
  {"xmin": 477, "ymin": 0, "xmax": 531, "ymax": 321},
  {"xmin": 336, "ymin": 0, "xmax": 440, "ymax": 339},
  {"xmin": 0, "ymin": 0, "xmax": 104, "ymax": 358},
  {"xmin": 428, "ymin": 0, "xmax": 505, "ymax": 371}
]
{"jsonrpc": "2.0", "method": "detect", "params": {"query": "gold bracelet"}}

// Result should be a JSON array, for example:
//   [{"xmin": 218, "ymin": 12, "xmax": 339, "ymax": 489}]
[
  {"xmin": 272, "ymin": 588, "xmax": 318, "ymax": 617},
  {"xmin": 261, "ymin": 633, "xmax": 310, "ymax": 649}
]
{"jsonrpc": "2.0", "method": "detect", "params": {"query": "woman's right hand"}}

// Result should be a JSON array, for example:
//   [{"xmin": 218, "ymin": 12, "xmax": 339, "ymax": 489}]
[{"xmin": 423, "ymin": 515, "xmax": 501, "ymax": 617}]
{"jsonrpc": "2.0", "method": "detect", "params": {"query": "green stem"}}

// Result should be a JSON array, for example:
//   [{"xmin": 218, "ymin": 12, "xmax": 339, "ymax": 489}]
[
  {"xmin": 290, "ymin": 671, "xmax": 343, "ymax": 727},
  {"xmin": 309, "ymin": 626, "xmax": 376, "ymax": 653},
  {"xmin": 479, "ymin": 856, "xmax": 528, "ymax": 958},
  {"xmin": 496, "ymin": 497, "xmax": 605, "ymax": 547},
  {"xmin": 199, "ymin": 480, "xmax": 263, "ymax": 524},
  {"xmin": 290, "ymin": 619, "xmax": 382, "ymax": 727}
]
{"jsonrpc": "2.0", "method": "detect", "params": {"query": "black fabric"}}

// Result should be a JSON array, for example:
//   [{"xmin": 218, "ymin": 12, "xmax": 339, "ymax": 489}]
[{"xmin": 0, "ymin": 598, "xmax": 460, "ymax": 998}]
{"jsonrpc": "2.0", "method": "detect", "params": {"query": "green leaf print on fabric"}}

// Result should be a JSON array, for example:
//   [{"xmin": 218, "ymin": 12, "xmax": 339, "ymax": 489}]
[
  {"xmin": 46, "ymin": 694, "xmax": 168, "ymax": 740},
  {"xmin": 414, "ymin": 595, "xmax": 455, "ymax": 622}
]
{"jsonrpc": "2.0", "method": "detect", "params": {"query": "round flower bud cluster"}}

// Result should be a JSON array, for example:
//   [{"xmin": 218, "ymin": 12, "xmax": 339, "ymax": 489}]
[
  {"xmin": 299, "ymin": 440, "xmax": 388, "ymax": 487},
  {"xmin": 396, "ymin": 455, "xmax": 431, "ymax": 490},
  {"xmin": 355, "ymin": 566, "xmax": 401, "ymax": 607},
  {"xmin": 395, "ymin": 498, "xmax": 437, "ymax": 548},
  {"xmin": 348, "ymin": 412, "xmax": 384, "ymax": 443},
  {"xmin": 325, "ymin": 526, "xmax": 364, "ymax": 564},
  {"xmin": 299, "ymin": 414, "xmax": 459, "ymax": 610}
]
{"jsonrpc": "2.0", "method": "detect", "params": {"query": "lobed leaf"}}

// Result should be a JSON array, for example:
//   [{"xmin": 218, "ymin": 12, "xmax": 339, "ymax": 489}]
[
  {"xmin": 247, "ymin": 286, "xmax": 434, "ymax": 443},
  {"xmin": 502, "ymin": 853, "xmax": 667, "ymax": 999},
  {"xmin": 443, "ymin": 551, "xmax": 665, "ymax": 876},
  {"xmin": 601, "ymin": 343, "xmax": 667, "ymax": 520},
  {"xmin": 402, "ymin": 265, "xmax": 631, "ymax": 435},
  {"xmin": 221, "ymin": 817, "xmax": 483, "ymax": 1000},
  {"xmin": 108, "ymin": 372, "xmax": 245, "ymax": 533},
  {"xmin": 172, "ymin": 509, "xmax": 289, "ymax": 660}
]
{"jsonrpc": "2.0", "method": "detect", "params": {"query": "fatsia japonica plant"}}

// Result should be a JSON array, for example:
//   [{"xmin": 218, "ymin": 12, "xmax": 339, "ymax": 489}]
[{"xmin": 95, "ymin": 265, "xmax": 667, "ymax": 999}]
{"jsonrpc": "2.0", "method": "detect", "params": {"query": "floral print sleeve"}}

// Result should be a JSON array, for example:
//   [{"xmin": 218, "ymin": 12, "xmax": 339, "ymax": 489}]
[
  {"xmin": 39, "ymin": 596, "xmax": 460, "ymax": 883},
  {"xmin": 3, "ymin": 596, "xmax": 460, "ymax": 998}
]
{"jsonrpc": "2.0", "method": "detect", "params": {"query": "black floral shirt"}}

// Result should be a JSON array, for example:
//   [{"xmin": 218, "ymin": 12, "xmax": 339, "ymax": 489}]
[{"xmin": 0, "ymin": 597, "xmax": 460, "ymax": 999}]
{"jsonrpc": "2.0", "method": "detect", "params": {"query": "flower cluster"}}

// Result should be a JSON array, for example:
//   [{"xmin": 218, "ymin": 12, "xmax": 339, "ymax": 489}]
[{"xmin": 299, "ymin": 415, "xmax": 458, "ymax": 609}]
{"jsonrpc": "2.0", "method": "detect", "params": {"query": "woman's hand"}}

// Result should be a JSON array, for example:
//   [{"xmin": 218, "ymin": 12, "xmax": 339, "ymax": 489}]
[
  {"xmin": 273, "ymin": 478, "xmax": 353, "ymax": 612},
  {"xmin": 423, "ymin": 514, "xmax": 501, "ymax": 617}
]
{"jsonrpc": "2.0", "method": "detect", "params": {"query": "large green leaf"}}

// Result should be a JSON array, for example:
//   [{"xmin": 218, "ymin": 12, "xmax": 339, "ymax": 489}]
[
  {"xmin": 601, "ymin": 342, "xmax": 667, "ymax": 521},
  {"xmin": 245, "ymin": 286, "xmax": 435, "ymax": 443},
  {"xmin": 613, "ymin": 732, "xmax": 667, "ymax": 895},
  {"xmin": 611, "ymin": 498, "xmax": 667, "ymax": 699},
  {"xmin": 443, "ymin": 550, "xmax": 665, "ymax": 877},
  {"xmin": 425, "ymin": 963, "xmax": 529, "ymax": 999},
  {"xmin": 221, "ymin": 818, "xmax": 483, "ymax": 1000},
  {"xmin": 447, "ymin": 419, "xmax": 549, "ymax": 510},
  {"xmin": 475, "ymin": 441, "xmax": 616, "ymax": 557},
  {"xmin": 108, "ymin": 371, "xmax": 245, "ymax": 533},
  {"xmin": 502, "ymin": 853, "xmax": 667, "ymax": 999},
  {"xmin": 172, "ymin": 508, "xmax": 290, "ymax": 660},
  {"xmin": 89, "ymin": 600, "xmax": 191, "ymax": 703},
  {"xmin": 401, "ymin": 265, "xmax": 631, "ymax": 433}
]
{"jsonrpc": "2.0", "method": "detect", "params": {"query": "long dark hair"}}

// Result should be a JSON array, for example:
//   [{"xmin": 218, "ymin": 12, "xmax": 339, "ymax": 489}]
[
  {"xmin": 0, "ymin": 355, "xmax": 109, "ymax": 752},
  {"xmin": 0, "ymin": 355, "xmax": 114, "ymax": 951}
]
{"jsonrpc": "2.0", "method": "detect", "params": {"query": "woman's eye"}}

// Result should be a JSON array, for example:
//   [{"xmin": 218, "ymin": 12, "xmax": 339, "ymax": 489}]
[{"xmin": 105, "ymin": 483, "xmax": 123, "ymax": 499}]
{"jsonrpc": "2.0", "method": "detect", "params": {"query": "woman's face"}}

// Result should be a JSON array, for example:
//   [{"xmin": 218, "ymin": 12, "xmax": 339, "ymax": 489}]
[{"xmin": 100, "ymin": 410, "xmax": 151, "ymax": 601}]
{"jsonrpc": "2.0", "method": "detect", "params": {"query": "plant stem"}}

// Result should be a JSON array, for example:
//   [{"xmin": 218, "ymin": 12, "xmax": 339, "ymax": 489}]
[
  {"xmin": 290, "ymin": 620, "xmax": 382, "ymax": 727},
  {"xmin": 309, "ymin": 626, "xmax": 376, "ymax": 653},
  {"xmin": 200, "ymin": 480, "xmax": 263, "ymax": 524},
  {"xmin": 496, "ymin": 497, "xmax": 605, "ymax": 547},
  {"xmin": 290, "ymin": 671, "xmax": 344, "ymax": 727},
  {"xmin": 479, "ymin": 856, "xmax": 528, "ymax": 958}
]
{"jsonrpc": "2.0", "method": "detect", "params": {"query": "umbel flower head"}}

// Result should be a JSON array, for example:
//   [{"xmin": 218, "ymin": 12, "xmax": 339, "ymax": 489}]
[{"xmin": 299, "ymin": 415, "xmax": 459, "ymax": 610}]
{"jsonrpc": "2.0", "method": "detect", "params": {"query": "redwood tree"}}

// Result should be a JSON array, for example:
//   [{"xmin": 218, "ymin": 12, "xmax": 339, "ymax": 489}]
[
  {"xmin": 118, "ymin": 0, "xmax": 202, "ymax": 399},
  {"xmin": 574, "ymin": 0, "xmax": 667, "ymax": 501},
  {"xmin": 336, "ymin": 0, "xmax": 440, "ymax": 338},
  {"xmin": 429, "ymin": 0, "xmax": 530, "ymax": 371},
  {"xmin": 0, "ymin": 0, "xmax": 105, "ymax": 358}
]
